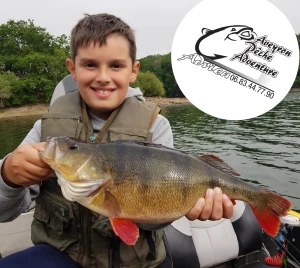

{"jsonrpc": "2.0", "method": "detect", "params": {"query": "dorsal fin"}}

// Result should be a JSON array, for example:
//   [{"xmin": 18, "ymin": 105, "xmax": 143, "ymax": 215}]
[
  {"xmin": 196, "ymin": 154, "xmax": 240, "ymax": 177},
  {"xmin": 108, "ymin": 140, "xmax": 188, "ymax": 154}
]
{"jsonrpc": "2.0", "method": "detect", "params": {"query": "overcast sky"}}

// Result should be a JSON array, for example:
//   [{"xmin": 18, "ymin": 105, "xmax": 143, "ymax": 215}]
[{"xmin": 0, "ymin": 0, "xmax": 299, "ymax": 59}]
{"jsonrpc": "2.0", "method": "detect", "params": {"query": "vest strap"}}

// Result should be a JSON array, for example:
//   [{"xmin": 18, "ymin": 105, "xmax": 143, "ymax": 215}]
[
  {"xmin": 145, "ymin": 230, "xmax": 157, "ymax": 261},
  {"xmin": 148, "ymin": 106, "xmax": 161, "ymax": 132},
  {"xmin": 80, "ymin": 96, "xmax": 90, "ymax": 142},
  {"xmin": 111, "ymin": 235, "xmax": 121, "ymax": 268},
  {"xmin": 95, "ymin": 106, "xmax": 121, "ymax": 144}
]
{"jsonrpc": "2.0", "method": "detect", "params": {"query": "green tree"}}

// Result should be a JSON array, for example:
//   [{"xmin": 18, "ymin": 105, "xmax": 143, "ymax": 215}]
[
  {"xmin": 0, "ymin": 19, "xmax": 60, "ymax": 57},
  {"xmin": 131, "ymin": 72, "xmax": 165, "ymax": 97},
  {"xmin": 0, "ymin": 19, "xmax": 70, "ymax": 105},
  {"xmin": 139, "ymin": 53, "xmax": 184, "ymax": 97},
  {"xmin": 0, "ymin": 72, "xmax": 17, "ymax": 107}
]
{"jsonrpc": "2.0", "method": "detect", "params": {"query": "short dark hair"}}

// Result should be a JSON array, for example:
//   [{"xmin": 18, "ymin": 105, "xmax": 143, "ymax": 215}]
[{"xmin": 70, "ymin": 13, "xmax": 136, "ymax": 63}]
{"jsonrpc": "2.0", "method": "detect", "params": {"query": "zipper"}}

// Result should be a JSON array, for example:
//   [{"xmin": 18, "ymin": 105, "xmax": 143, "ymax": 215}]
[
  {"xmin": 42, "ymin": 191, "xmax": 69, "ymax": 221},
  {"xmin": 60, "ymin": 207, "xmax": 68, "ymax": 217}
]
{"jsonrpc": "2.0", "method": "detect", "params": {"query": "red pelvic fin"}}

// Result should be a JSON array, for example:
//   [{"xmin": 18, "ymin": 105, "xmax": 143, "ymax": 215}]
[
  {"xmin": 110, "ymin": 218, "xmax": 139, "ymax": 245},
  {"xmin": 230, "ymin": 199, "xmax": 236, "ymax": 206},
  {"xmin": 250, "ymin": 191, "xmax": 292, "ymax": 237},
  {"xmin": 198, "ymin": 154, "xmax": 240, "ymax": 177}
]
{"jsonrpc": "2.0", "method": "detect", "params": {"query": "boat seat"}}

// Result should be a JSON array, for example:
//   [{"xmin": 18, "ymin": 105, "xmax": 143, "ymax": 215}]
[
  {"xmin": 0, "ymin": 212, "xmax": 34, "ymax": 258},
  {"xmin": 50, "ymin": 74, "xmax": 78, "ymax": 105},
  {"xmin": 164, "ymin": 201, "xmax": 270, "ymax": 268}
]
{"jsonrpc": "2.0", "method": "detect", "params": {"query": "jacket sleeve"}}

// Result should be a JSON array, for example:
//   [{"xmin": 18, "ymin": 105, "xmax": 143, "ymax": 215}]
[
  {"xmin": 150, "ymin": 114, "xmax": 174, "ymax": 148},
  {"xmin": 137, "ymin": 114, "xmax": 174, "ymax": 231},
  {"xmin": 0, "ymin": 120, "xmax": 42, "ymax": 222}
]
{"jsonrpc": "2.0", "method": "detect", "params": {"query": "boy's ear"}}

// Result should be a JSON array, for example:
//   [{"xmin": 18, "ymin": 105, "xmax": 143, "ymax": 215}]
[
  {"xmin": 129, "ymin": 61, "xmax": 140, "ymax": 83},
  {"xmin": 66, "ymin": 58, "xmax": 77, "ymax": 82}
]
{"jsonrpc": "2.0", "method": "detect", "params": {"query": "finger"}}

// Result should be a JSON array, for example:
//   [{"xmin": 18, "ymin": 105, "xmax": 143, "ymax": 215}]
[
  {"xmin": 186, "ymin": 198, "xmax": 205, "ymax": 221},
  {"xmin": 20, "ymin": 173, "xmax": 50, "ymax": 187},
  {"xmin": 24, "ymin": 145, "xmax": 51, "ymax": 168},
  {"xmin": 198, "ymin": 188, "xmax": 214, "ymax": 220},
  {"xmin": 11, "ymin": 171, "xmax": 44, "ymax": 187},
  {"xmin": 29, "ymin": 156, "xmax": 52, "ymax": 169},
  {"xmin": 210, "ymin": 187, "xmax": 223, "ymax": 220},
  {"xmin": 32, "ymin": 142, "xmax": 47, "ymax": 152},
  {"xmin": 222, "ymin": 194, "xmax": 234, "ymax": 219},
  {"xmin": 23, "ymin": 162, "xmax": 53, "ymax": 181}
]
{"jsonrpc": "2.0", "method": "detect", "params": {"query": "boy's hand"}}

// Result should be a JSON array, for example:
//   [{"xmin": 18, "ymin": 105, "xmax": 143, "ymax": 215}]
[
  {"xmin": 186, "ymin": 187, "xmax": 234, "ymax": 221},
  {"xmin": 1, "ymin": 143, "xmax": 53, "ymax": 188}
]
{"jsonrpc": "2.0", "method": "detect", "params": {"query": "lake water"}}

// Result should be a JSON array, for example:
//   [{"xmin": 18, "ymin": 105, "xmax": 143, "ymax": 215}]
[{"xmin": 0, "ymin": 93, "xmax": 299, "ymax": 209}]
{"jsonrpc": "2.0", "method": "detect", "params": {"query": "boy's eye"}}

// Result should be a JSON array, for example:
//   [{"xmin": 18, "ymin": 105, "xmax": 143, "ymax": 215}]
[
  {"xmin": 85, "ymin": 63, "xmax": 96, "ymax": 68},
  {"xmin": 111, "ymin": 64, "xmax": 122, "ymax": 69}
]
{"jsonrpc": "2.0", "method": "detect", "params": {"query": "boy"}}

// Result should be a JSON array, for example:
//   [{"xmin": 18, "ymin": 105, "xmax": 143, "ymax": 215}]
[{"xmin": 0, "ymin": 14, "xmax": 233, "ymax": 267}]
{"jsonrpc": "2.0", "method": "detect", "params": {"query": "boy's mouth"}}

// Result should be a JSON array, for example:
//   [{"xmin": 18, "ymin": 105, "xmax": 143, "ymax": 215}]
[{"xmin": 91, "ymin": 87, "xmax": 115, "ymax": 96}]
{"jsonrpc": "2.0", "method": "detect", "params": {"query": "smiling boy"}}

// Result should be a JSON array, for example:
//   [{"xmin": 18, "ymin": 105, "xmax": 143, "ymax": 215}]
[
  {"xmin": 68, "ymin": 33, "xmax": 138, "ymax": 119},
  {"xmin": 0, "ymin": 14, "xmax": 233, "ymax": 268}
]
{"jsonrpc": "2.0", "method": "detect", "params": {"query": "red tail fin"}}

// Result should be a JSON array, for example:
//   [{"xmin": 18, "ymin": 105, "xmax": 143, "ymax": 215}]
[{"xmin": 250, "ymin": 191, "xmax": 291, "ymax": 237}]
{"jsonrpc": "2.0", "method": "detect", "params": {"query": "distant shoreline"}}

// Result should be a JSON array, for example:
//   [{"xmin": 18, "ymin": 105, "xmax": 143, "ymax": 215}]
[
  {"xmin": 1, "ymin": 88, "xmax": 299, "ymax": 119},
  {"xmin": 0, "ymin": 97, "xmax": 190, "ymax": 119}
]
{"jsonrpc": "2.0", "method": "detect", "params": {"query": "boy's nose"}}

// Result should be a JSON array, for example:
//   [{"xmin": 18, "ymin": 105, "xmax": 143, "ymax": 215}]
[{"xmin": 95, "ymin": 69, "xmax": 111, "ymax": 83}]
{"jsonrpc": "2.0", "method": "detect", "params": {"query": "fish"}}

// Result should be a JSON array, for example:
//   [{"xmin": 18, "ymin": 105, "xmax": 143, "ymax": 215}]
[
  {"xmin": 195, "ymin": 25, "xmax": 257, "ymax": 60},
  {"xmin": 40, "ymin": 136, "xmax": 292, "ymax": 246}
]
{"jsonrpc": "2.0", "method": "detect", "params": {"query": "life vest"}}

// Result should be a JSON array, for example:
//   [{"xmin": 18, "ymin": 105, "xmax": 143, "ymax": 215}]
[{"xmin": 32, "ymin": 90, "xmax": 165, "ymax": 268}]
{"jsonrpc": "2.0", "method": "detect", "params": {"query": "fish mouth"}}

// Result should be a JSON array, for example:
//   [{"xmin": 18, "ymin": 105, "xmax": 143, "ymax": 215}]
[
  {"xmin": 40, "ymin": 137, "xmax": 59, "ymax": 164},
  {"xmin": 42, "ymin": 136, "xmax": 70, "ymax": 161}
]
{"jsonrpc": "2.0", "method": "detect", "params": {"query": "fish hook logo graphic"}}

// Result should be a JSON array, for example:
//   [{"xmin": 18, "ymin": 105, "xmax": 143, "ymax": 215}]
[
  {"xmin": 195, "ymin": 25, "xmax": 257, "ymax": 60},
  {"xmin": 171, "ymin": 0, "xmax": 299, "ymax": 120}
]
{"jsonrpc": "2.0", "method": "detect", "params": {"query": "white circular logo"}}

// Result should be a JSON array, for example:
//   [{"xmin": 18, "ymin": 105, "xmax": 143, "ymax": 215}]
[{"xmin": 171, "ymin": 0, "xmax": 299, "ymax": 120}]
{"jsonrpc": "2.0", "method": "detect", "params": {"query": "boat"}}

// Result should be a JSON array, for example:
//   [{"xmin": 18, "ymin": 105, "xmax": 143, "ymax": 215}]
[{"xmin": 1, "ymin": 75, "xmax": 299, "ymax": 268}]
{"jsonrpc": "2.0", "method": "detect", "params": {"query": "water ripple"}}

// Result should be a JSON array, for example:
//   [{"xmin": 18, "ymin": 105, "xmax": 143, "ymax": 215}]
[{"xmin": 162, "ymin": 92, "xmax": 300, "ymax": 210}]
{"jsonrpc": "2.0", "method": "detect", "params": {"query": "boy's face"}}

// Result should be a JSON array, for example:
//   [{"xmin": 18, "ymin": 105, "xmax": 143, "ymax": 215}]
[{"xmin": 66, "ymin": 34, "xmax": 139, "ymax": 120}]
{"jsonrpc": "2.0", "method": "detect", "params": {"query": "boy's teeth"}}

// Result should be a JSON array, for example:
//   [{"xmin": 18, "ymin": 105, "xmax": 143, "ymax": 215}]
[{"xmin": 96, "ymin": 90, "xmax": 110, "ymax": 94}]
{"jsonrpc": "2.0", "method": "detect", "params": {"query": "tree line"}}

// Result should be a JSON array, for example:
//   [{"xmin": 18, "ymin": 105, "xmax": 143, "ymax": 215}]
[
  {"xmin": 0, "ymin": 19, "xmax": 299, "ymax": 108},
  {"xmin": 0, "ymin": 20, "xmax": 70, "ymax": 107}
]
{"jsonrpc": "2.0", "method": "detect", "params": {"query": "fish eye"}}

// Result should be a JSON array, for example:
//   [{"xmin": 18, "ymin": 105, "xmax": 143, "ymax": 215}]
[
  {"xmin": 231, "ymin": 28, "xmax": 236, "ymax": 32},
  {"xmin": 241, "ymin": 31, "xmax": 250, "ymax": 37},
  {"xmin": 69, "ymin": 143, "xmax": 78, "ymax": 150}
]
